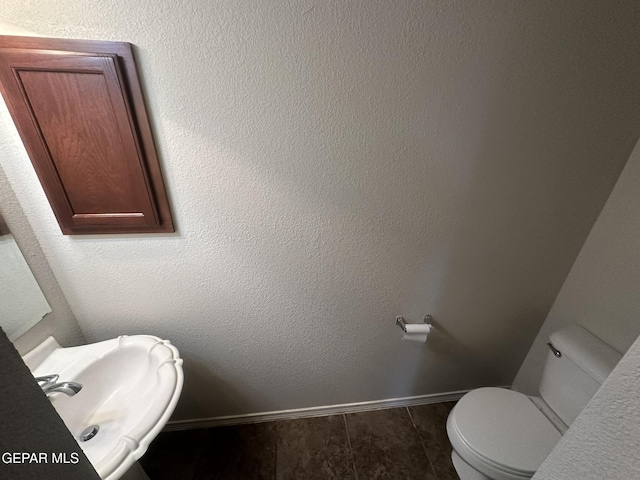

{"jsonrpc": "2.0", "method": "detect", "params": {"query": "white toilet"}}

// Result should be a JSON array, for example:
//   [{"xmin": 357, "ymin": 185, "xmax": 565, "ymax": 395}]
[{"xmin": 446, "ymin": 325, "xmax": 622, "ymax": 480}]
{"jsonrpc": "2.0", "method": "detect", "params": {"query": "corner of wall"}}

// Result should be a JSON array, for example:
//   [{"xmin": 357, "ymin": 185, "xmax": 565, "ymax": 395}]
[
  {"xmin": 513, "ymin": 133, "xmax": 640, "ymax": 395},
  {"xmin": 0, "ymin": 166, "xmax": 85, "ymax": 355}
]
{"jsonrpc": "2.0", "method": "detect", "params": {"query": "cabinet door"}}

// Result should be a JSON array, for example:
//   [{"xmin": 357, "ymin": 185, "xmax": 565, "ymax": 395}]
[{"xmin": 0, "ymin": 37, "xmax": 174, "ymax": 234}]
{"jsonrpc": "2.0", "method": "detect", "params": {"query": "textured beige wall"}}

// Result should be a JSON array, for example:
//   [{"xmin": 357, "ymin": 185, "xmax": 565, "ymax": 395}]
[
  {"xmin": 533, "ymin": 332, "xmax": 640, "ymax": 480},
  {"xmin": 1, "ymin": 1, "xmax": 640, "ymax": 420},
  {"xmin": 514, "ymin": 136, "xmax": 640, "ymax": 395}
]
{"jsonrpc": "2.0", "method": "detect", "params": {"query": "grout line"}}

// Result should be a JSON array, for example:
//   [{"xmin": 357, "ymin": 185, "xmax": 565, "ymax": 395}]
[
  {"xmin": 406, "ymin": 406, "xmax": 417, "ymax": 427},
  {"xmin": 406, "ymin": 406, "xmax": 438, "ymax": 479},
  {"xmin": 343, "ymin": 414, "xmax": 359, "ymax": 480},
  {"xmin": 274, "ymin": 420, "xmax": 278, "ymax": 480}
]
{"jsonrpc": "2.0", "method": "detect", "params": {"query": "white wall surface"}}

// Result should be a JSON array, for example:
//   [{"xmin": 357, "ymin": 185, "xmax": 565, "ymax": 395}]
[
  {"xmin": 532, "ymin": 332, "xmax": 640, "ymax": 480},
  {"xmin": 1, "ymin": 1, "xmax": 640, "ymax": 420},
  {"xmin": 514, "ymin": 136, "xmax": 640, "ymax": 394}
]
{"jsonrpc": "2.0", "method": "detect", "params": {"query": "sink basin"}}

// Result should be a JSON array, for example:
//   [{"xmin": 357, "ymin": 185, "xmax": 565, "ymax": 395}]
[{"xmin": 26, "ymin": 335, "xmax": 183, "ymax": 480}]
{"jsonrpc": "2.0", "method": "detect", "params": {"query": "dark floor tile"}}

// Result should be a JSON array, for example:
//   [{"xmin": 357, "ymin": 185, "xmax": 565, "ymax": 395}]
[
  {"xmin": 193, "ymin": 422, "xmax": 276, "ymax": 480},
  {"xmin": 140, "ymin": 428, "xmax": 209, "ymax": 480},
  {"xmin": 346, "ymin": 408, "xmax": 435, "ymax": 480},
  {"xmin": 276, "ymin": 415, "xmax": 356, "ymax": 480},
  {"xmin": 409, "ymin": 402, "xmax": 458, "ymax": 480}
]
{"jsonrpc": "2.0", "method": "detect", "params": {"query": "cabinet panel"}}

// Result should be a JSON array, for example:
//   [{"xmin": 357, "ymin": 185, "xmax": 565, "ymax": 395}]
[{"xmin": 0, "ymin": 37, "xmax": 173, "ymax": 234}]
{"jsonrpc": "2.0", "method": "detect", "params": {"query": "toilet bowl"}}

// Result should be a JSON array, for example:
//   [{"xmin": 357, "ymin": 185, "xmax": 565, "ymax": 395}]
[
  {"xmin": 446, "ymin": 326, "xmax": 622, "ymax": 480},
  {"xmin": 447, "ymin": 388, "xmax": 560, "ymax": 480}
]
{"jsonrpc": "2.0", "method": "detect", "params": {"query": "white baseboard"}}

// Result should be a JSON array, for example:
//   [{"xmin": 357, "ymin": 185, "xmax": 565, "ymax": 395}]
[{"xmin": 164, "ymin": 388, "xmax": 490, "ymax": 431}]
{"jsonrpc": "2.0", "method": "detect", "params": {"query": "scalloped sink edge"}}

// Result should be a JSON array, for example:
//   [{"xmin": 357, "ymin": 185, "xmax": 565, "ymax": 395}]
[{"xmin": 24, "ymin": 335, "xmax": 184, "ymax": 480}]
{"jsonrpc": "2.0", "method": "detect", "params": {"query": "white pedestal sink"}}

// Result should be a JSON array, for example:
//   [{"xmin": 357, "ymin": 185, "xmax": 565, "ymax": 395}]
[{"xmin": 23, "ymin": 335, "xmax": 184, "ymax": 480}]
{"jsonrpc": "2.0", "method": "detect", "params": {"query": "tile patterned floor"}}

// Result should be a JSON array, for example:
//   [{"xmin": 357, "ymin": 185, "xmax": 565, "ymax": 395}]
[{"xmin": 140, "ymin": 402, "xmax": 459, "ymax": 480}]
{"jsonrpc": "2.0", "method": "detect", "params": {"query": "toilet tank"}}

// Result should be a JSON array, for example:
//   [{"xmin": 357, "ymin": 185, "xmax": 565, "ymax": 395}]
[{"xmin": 539, "ymin": 325, "xmax": 622, "ymax": 426}]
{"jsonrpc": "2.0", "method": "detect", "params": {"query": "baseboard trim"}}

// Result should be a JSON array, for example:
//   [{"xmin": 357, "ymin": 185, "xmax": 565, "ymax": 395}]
[{"xmin": 164, "ymin": 388, "xmax": 491, "ymax": 431}]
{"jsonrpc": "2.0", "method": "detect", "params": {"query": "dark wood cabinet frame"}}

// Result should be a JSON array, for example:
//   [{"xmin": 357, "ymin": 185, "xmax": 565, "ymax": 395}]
[{"xmin": 0, "ymin": 36, "xmax": 174, "ymax": 234}]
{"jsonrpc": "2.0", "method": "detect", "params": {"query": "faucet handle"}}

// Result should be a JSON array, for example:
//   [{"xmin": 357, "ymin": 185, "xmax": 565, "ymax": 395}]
[
  {"xmin": 35, "ymin": 374, "xmax": 59, "ymax": 386},
  {"xmin": 43, "ymin": 381, "xmax": 83, "ymax": 397}
]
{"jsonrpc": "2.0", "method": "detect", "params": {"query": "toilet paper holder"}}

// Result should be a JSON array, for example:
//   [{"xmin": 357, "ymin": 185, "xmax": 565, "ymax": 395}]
[{"xmin": 396, "ymin": 315, "xmax": 433, "ymax": 333}]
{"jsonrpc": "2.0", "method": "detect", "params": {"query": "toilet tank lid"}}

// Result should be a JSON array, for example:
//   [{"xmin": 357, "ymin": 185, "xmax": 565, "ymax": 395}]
[{"xmin": 550, "ymin": 326, "xmax": 622, "ymax": 384}]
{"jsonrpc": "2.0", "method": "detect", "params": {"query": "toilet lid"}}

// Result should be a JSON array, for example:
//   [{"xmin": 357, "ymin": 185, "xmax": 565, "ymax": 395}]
[{"xmin": 450, "ymin": 387, "xmax": 561, "ymax": 475}]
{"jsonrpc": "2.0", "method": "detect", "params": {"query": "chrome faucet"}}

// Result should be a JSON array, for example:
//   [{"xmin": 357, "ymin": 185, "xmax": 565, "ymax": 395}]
[{"xmin": 36, "ymin": 374, "xmax": 83, "ymax": 397}]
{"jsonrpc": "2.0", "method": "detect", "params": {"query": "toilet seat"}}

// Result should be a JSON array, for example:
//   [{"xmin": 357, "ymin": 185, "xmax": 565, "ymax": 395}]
[{"xmin": 447, "ymin": 387, "xmax": 561, "ymax": 480}]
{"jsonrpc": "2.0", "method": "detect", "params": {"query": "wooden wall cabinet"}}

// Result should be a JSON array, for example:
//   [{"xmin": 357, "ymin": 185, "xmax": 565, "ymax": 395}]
[{"xmin": 0, "ymin": 36, "xmax": 174, "ymax": 234}]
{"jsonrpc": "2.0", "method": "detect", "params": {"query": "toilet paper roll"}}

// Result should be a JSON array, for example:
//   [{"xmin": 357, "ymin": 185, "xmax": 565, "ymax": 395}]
[{"xmin": 401, "ymin": 323, "xmax": 432, "ymax": 343}]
